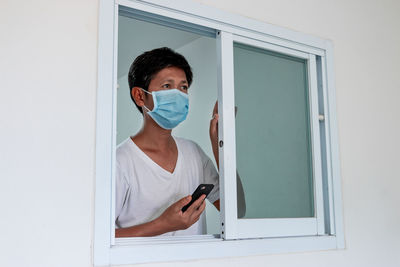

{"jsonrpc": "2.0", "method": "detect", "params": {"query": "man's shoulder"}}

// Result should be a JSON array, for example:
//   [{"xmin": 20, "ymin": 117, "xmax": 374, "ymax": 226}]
[
  {"xmin": 116, "ymin": 138, "xmax": 135, "ymax": 166},
  {"xmin": 174, "ymin": 136, "xmax": 200, "ymax": 152},
  {"xmin": 174, "ymin": 136, "xmax": 211, "ymax": 163},
  {"xmin": 116, "ymin": 137, "xmax": 132, "ymax": 152}
]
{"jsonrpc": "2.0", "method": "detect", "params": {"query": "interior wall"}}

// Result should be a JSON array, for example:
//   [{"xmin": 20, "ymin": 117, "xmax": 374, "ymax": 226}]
[{"xmin": 1, "ymin": 0, "xmax": 399, "ymax": 267}]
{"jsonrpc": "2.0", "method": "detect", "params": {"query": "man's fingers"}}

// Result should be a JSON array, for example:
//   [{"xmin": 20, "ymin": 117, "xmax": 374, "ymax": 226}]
[
  {"xmin": 210, "ymin": 114, "xmax": 219, "ymax": 129},
  {"xmin": 191, "ymin": 201, "xmax": 206, "ymax": 219},
  {"xmin": 194, "ymin": 194, "xmax": 206, "ymax": 209},
  {"xmin": 210, "ymin": 101, "xmax": 219, "ymax": 140},
  {"xmin": 196, "ymin": 200, "xmax": 206, "ymax": 213},
  {"xmin": 177, "ymin": 195, "xmax": 192, "ymax": 209},
  {"xmin": 192, "ymin": 213, "xmax": 202, "ymax": 223},
  {"xmin": 186, "ymin": 194, "xmax": 206, "ymax": 213},
  {"xmin": 210, "ymin": 113, "xmax": 219, "ymax": 137}
]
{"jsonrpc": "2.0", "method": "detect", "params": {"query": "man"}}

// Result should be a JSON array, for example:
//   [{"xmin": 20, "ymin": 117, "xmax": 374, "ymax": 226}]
[{"xmin": 115, "ymin": 47, "xmax": 220, "ymax": 237}]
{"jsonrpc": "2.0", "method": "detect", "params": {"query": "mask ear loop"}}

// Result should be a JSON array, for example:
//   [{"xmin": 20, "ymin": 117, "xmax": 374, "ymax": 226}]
[
  {"xmin": 141, "ymin": 88, "xmax": 152, "ymax": 95},
  {"xmin": 140, "ymin": 88, "xmax": 152, "ymax": 112}
]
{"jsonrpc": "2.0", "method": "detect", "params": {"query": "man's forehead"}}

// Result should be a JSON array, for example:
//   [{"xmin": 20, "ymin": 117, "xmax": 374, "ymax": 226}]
[{"xmin": 152, "ymin": 67, "xmax": 187, "ymax": 82}]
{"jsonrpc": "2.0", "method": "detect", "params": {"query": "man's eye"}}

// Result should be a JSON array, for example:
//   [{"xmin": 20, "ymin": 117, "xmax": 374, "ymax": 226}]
[
  {"xmin": 181, "ymin": 86, "xmax": 188, "ymax": 91},
  {"xmin": 162, "ymin": 84, "xmax": 170, "ymax": 88}
]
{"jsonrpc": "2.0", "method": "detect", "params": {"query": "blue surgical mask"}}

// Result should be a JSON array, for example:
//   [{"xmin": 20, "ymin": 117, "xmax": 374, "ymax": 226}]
[{"xmin": 141, "ymin": 88, "xmax": 189, "ymax": 129}]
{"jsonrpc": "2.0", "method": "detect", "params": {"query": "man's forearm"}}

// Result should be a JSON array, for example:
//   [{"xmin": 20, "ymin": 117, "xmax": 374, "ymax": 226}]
[
  {"xmin": 115, "ymin": 217, "xmax": 169, "ymax": 237},
  {"xmin": 236, "ymin": 172, "xmax": 246, "ymax": 218},
  {"xmin": 212, "ymin": 145, "xmax": 219, "ymax": 169}
]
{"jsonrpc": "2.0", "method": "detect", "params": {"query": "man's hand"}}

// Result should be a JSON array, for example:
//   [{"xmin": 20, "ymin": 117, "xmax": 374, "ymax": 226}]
[
  {"xmin": 209, "ymin": 101, "xmax": 238, "ymax": 169},
  {"xmin": 115, "ymin": 194, "xmax": 206, "ymax": 237},
  {"xmin": 158, "ymin": 194, "xmax": 207, "ymax": 232},
  {"xmin": 210, "ymin": 101, "xmax": 219, "ymax": 168}
]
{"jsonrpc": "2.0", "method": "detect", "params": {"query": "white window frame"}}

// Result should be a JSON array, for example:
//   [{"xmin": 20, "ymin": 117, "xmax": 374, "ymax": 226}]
[
  {"xmin": 94, "ymin": 0, "xmax": 344, "ymax": 265},
  {"xmin": 218, "ymin": 33, "xmax": 325, "ymax": 240}
]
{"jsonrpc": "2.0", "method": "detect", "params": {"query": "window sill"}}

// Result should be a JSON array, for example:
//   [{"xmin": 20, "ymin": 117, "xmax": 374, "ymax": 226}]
[{"xmin": 108, "ymin": 235, "xmax": 341, "ymax": 265}]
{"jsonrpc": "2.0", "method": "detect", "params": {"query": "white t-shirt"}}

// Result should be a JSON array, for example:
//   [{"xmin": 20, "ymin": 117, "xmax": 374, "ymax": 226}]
[{"xmin": 115, "ymin": 136, "xmax": 219, "ymax": 236}]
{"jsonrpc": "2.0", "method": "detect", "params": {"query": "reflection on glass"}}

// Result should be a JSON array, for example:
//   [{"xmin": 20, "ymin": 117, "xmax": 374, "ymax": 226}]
[{"xmin": 234, "ymin": 43, "xmax": 314, "ymax": 219}]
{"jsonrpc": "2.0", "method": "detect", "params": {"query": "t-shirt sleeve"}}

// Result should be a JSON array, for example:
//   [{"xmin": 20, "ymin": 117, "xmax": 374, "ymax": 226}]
[
  {"xmin": 195, "ymin": 144, "xmax": 220, "ymax": 204},
  {"xmin": 115, "ymin": 160, "xmax": 130, "ymax": 228}
]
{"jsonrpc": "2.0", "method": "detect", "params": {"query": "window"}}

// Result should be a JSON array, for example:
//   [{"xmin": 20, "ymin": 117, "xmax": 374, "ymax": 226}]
[
  {"xmin": 116, "ymin": 8, "xmax": 221, "ymax": 235},
  {"xmin": 94, "ymin": 0, "xmax": 344, "ymax": 265}
]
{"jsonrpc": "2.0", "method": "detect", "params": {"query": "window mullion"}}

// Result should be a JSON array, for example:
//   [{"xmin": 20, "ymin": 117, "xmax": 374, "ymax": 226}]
[{"xmin": 216, "ymin": 30, "xmax": 238, "ymax": 240}]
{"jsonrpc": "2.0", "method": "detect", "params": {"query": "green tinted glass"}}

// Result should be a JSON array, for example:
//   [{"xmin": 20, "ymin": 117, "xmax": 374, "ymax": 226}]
[{"xmin": 234, "ymin": 43, "xmax": 314, "ymax": 219}]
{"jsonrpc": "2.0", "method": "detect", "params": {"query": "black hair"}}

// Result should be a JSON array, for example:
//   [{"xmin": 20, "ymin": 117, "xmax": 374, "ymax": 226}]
[{"xmin": 128, "ymin": 47, "xmax": 193, "ymax": 113}]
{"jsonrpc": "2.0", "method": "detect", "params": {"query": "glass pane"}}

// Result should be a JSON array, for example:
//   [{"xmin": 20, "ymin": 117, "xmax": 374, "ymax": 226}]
[
  {"xmin": 234, "ymin": 43, "xmax": 314, "ymax": 219},
  {"xmin": 117, "ymin": 13, "xmax": 220, "ymax": 234}
]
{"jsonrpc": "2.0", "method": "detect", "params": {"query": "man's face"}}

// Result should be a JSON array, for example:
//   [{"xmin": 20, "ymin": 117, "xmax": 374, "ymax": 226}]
[
  {"xmin": 130, "ymin": 66, "xmax": 189, "ymax": 114},
  {"xmin": 142, "ymin": 66, "xmax": 188, "ymax": 110}
]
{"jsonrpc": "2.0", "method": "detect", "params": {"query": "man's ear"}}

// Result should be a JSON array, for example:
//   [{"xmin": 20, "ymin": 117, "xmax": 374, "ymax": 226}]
[{"xmin": 131, "ymin": 87, "xmax": 145, "ymax": 107}]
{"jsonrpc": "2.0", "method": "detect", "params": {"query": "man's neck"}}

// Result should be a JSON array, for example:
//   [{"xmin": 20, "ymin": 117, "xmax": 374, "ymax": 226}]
[{"xmin": 132, "ymin": 115, "xmax": 175, "ymax": 151}]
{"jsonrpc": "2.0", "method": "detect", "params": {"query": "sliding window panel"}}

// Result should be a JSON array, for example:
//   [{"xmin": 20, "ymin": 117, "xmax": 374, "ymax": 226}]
[
  {"xmin": 223, "ymin": 35, "xmax": 324, "ymax": 239},
  {"xmin": 217, "ymin": 31, "xmax": 238, "ymax": 240}
]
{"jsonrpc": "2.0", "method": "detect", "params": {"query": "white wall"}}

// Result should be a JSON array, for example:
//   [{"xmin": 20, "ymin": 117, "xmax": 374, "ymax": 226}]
[
  {"xmin": 1, "ymin": 0, "xmax": 399, "ymax": 267},
  {"xmin": 0, "ymin": 1, "xmax": 98, "ymax": 266}
]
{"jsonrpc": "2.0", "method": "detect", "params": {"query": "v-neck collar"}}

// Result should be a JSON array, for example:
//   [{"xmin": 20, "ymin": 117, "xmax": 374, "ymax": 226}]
[{"xmin": 128, "ymin": 136, "xmax": 181, "ymax": 176}]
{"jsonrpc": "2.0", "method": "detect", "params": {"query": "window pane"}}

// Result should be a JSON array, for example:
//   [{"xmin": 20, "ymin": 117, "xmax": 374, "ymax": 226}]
[
  {"xmin": 234, "ymin": 43, "xmax": 314, "ymax": 219},
  {"xmin": 117, "ymin": 13, "xmax": 220, "ymax": 235}
]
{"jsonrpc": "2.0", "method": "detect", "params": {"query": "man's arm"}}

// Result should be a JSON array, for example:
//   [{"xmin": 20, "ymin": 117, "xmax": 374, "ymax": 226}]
[
  {"xmin": 211, "ymin": 174, "xmax": 245, "ymax": 216},
  {"xmin": 209, "ymin": 103, "xmax": 220, "ymax": 169},
  {"xmin": 116, "ymin": 216, "xmax": 169, "ymax": 237},
  {"xmin": 116, "ymin": 194, "xmax": 206, "ymax": 237},
  {"xmin": 213, "ymin": 199, "xmax": 220, "ymax": 211}
]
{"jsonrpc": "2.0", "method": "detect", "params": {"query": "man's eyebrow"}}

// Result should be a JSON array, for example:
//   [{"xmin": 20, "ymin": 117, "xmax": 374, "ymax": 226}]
[{"xmin": 161, "ymin": 79, "xmax": 188, "ymax": 84}]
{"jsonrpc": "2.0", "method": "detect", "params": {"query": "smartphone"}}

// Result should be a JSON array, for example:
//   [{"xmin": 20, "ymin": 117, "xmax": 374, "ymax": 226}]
[{"xmin": 181, "ymin": 184, "xmax": 214, "ymax": 212}]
